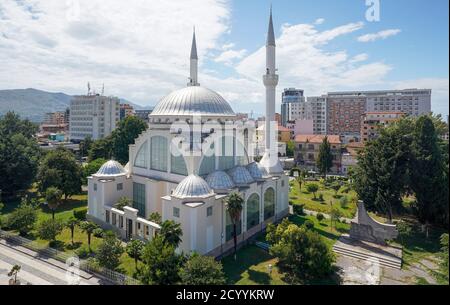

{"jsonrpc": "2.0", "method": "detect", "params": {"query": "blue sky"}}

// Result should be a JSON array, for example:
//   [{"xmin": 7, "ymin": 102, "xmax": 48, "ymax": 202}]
[{"xmin": 0, "ymin": 0, "xmax": 448, "ymax": 116}]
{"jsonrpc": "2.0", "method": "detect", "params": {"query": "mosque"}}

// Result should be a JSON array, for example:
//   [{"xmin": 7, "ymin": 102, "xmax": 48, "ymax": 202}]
[{"xmin": 87, "ymin": 10, "xmax": 289, "ymax": 256}]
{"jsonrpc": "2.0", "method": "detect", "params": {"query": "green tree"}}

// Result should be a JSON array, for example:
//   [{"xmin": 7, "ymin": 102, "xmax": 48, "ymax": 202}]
[
  {"xmin": 339, "ymin": 196, "xmax": 349, "ymax": 209},
  {"xmin": 111, "ymin": 116, "xmax": 147, "ymax": 164},
  {"xmin": 148, "ymin": 212, "xmax": 162, "ymax": 224},
  {"xmin": 45, "ymin": 187, "xmax": 62, "ymax": 220},
  {"xmin": 0, "ymin": 113, "xmax": 40, "ymax": 198},
  {"xmin": 225, "ymin": 192, "xmax": 244, "ymax": 260},
  {"xmin": 37, "ymin": 219, "xmax": 63, "ymax": 243},
  {"xmin": 6, "ymin": 201, "xmax": 37, "ymax": 236},
  {"xmin": 330, "ymin": 207, "xmax": 342, "ymax": 231},
  {"xmin": 179, "ymin": 254, "xmax": 226, "ymax": 285},
  {"xmin": 79, "ymin": 136, "xmax": 93, "ymax": 158},
  {"xmin": 96, "ymin": 232, "xmax": 124, "ymax": 270},
  {"xmin": 410, "ymin": 116, "xmax": 448, "ymax": 233},
  {"xmin": 159, "ymin": 220, "xmax": 183, "ymax": 248},
  {"xmin": 266, "ymin": 219, "xmax": 334, "ymax": 283},
  {"xmin": 440, "ymin": 233, "xmax": 449, "ymax": 281},
  {"xmin": 88, "ymin": 137, "xmax": 113, "ymax": 161},
  {"xmin": 80, "ymin": 221, "xmax": 99, "ymax": 252},
  {"xmin": 140, "ymin": 235, "xmax": 183, "ymax": 285},
  {"xmin": 306, "ymin": 183, "xmax": 319, "ymax": 199},
  {"xmin": 330, "ymin": 182, "xmax": 341, "ymax": 197},
  {"xmin": 65, "ymin": 217, "xmax": 79, "ymax": 245},
  {"xmin": 82, "ymin": 158, "xmax": 107, "ymax": 184},
  {"xmin": 317, "ymin": 136, "xmax": 333, "ymax": 177},
  {"xmin": 114, "ymin": 197, "xmax": 132, "ymax": 211},
  {"xmin": 286, "ymin": 140, "xmax": 295, "ymax": 158},
  {"xmin": 126, "ymin": 239, "xmax": 145, "ymax": 271},
  {"xmin": 37, "ymin": 148, "xmax": 82, "ymax": 200}
]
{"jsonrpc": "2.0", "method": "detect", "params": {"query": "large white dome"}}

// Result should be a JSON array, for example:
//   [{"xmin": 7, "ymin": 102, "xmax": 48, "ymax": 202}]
[{"xmin": 150, "ymin": 86, "xmax": 235, "ymax": 118}]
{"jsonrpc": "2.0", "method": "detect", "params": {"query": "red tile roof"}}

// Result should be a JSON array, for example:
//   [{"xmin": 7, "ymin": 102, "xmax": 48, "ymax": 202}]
[{"xmin": 294, "ymin": 134, "xmax": 341, "ymax": 144}]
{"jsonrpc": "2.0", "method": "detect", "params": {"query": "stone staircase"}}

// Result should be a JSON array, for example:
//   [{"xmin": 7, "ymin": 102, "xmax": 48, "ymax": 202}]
[{"xmin": 333, "ymin": 236, "xmax": 402, "ymax": 270}]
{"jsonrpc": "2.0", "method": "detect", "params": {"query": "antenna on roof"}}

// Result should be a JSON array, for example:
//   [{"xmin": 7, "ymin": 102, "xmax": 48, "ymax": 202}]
[
  {"xmin": 87, "ymin": 82, "xmax": 91, "ymax": 95},
  {"xmin": 101, "ymin": 83, "xmax": 105, "ymax": 96}
]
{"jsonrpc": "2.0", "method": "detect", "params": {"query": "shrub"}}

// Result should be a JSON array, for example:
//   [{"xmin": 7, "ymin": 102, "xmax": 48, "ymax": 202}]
[
  {"xmin": 316, "ymin": 213, "xmax": 325, "ymax": 222},
  {"xmin": 179, "ymin": 254, "xmax": 226, "ymax": 285},
  {"xmin": 96, "ymin": 232, "xmax": 124, "ymax": 270},
  {"xmin": 6, "ymin": 201, "xmax": 37, "ymax": 236},
  {"xmin": 303, "ymin": 220, "xmax": 314, "ymax": 230},
  {"xmin": 318, "ymin": 193, "xmax": 324, "ymax": 202},
  {"xmin": 339, "ymin": 196, "xmax": 349, "ymax": 209},
  {"xmin": 93, "ymin": 228, "xmax": 105, "ymax": 238},
  {"xmin": 293, "ymin": 204, "xmax": 305, "ymax": 216},
  {"xmin": 73, "ymin": 209, "xmax": 87, "ymax": 221},
  {"xmin": 76, "ymin": 245, "xmax": 90, "ymax": 259},
  {"xmin": 37, "ymin": 219, "xmax": 63, "ymax": 242}
]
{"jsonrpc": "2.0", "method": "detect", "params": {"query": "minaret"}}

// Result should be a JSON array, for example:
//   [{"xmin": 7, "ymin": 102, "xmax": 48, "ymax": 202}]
[
  {"xmin": 260, "ymin": 7, "xmax": 283, "ymax": 175},
  {"xmin": 188, "ymin": 28, "xmax": 199, "ymax": 86}
]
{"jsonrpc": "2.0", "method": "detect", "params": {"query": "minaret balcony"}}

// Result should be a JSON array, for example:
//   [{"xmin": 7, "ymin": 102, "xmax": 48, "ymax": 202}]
[{"xmin": 263, "ymin": 74, "xmax": 279, "ymax": 87}]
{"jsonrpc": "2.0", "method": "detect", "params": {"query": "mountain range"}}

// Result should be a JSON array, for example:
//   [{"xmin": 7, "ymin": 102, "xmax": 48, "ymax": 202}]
[{"xmin": 0, "ymin": 88, "xmax": 149, "ymax": 123}]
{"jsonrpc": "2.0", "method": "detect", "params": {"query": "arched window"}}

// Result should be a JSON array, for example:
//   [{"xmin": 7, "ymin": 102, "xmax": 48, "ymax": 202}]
[
  {"xmin": 199, "ymin": 143, "xmax": 215, "ymax": 176},
  {"xmin": 134, "ymin": 141, "xmax": 148, "ymax": 168},
  {"xmin": 246, "ymin": 193, "xmax": 260, "ymax": 230},
  {"xmin": 264, "ymin": 188, "xmax": 275, "ymax": 220},
  {"xmin": 150, "ymin": 136, "xmax": 168, "ymax": 172},
  {"xmin": 171, "ymin": 145, "xmax": 188, "ymax": 176}
]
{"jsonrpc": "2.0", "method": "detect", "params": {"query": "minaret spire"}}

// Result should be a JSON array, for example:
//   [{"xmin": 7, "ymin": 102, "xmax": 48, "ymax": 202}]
[
  {"xmin": 188, "ymin": 27, "xmax": 199, "ymax": 86},
  {"xmin": 267, "ymin": 5, "xmax": 276, "ymax": 47}
]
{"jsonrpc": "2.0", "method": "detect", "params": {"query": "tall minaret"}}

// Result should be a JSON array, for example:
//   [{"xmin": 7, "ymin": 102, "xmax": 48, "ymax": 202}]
[
  {"xmin": 260, "ymin": 7, "xmax": 283, "ymax": 175},
  {"xmin": 188, "ymin": 28, "xmax": 199, "ymax": 87}
]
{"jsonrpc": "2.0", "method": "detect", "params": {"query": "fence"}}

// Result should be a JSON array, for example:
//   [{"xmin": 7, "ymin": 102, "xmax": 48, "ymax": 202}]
[{"xmin": 0, "ymin": 229, "xmax": 140, "ymax": 285}]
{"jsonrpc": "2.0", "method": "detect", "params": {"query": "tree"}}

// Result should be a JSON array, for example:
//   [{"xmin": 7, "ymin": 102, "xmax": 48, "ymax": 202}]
[
  {"xmin": 306, "ymin": 183, "xmax": 319, "ymax": 199},
  {"xmin": 0, "ymin": 113, "xmax": 40, "ymax": 198},
  {"xmin": 88, "ymin": 137, "xmax": 113, "ymax": 161},
  {"xmin": 295, "ymin": 174, "xmax": 304, "ymax": 192},
  {"xmin": 266, "ymin": 219, "xmax": 334, "ymax": 283},
  {"xmin": 82, "ymin": 158, "xmax": 107, "ymax": 184},
  {"xmin": 79, "ymin": 136, "xmax": 93, "ymax": 158},
  {"xmin": 8, "ymin": 265, "xmax": 21, "ymax": 285},
  {"xmin": 0, "ymin": 202, "xmax": 4, "ymax": 229},
  {"xmin": 6, "ymin": 201, "xmax": 37, "ymax": 236},
  {"xmin": 45, "ymin": 187, "xmax": 62, "ymax": 220},
  {"xmin": 330, "ymin": 207, "xmax": 342, "ymax": 231},
  {"xmin": 80, "ymin": 221, "xmax": 99, "ymax": 252},
  {"xmin": 96, "ymin": 232, "xmax": 124, "ymax": 270},
  {"xmin": 225, "ymin": 192, "xmax": 244, "ymax": 260},
  {"xmin": 37, "ymin": 219, "xmax": 63, "ymax": 243},
  {"xmin": 159, "ymin": 220, "xmax": 183, "ymax": 248},
  {"xmin": 286, "ymin": 140, "xmax": 295, "ymax": 158},
  {"xmin": 126, "ymin": 239, "xmax": 145, "ymax": 271},
  {"xmin": 111, "ymin": 116, "xmax": 147, "ymax": 164},
  {"xmin": 140, "ymin": 235, "xmax": 183, "ymax": 285},
  {"xmin": 37, "ymin": 148, "xmax": 82, "ymax": 200},
  {"xmin": 148, "ymin": 212, "xmax": 162, "ymax": 224},
  {"xmin": 330, "ymin": 182, "xmax": 341, "ymax": 197},
  {"xmin": 410, "ymin": 116, "xmax": 448, "ymax": 234},
  {"xmin": 316, "ymin": 213, "xmax": 325, "ymax": 223},
  {"xmin": 317, "ymin": 136, "xmax": 333, "ymax": 177},
  {"xmin": 65, "ymin": 217, "xmax": 79, "ymax": 245},
  {"xmin": 440, "ymin": 233, "xmax": 449, "ymax": 281},
  {"xmin": 114, "ymin": 197, "xmax": 132, "ymax": 211},
  {"xmin": 339, "ymin": 196, "xmax": 349, "ymax": 209},
  {"xmin": 179, "ymin": 254, "xmax": 226, "ymax": 285}
]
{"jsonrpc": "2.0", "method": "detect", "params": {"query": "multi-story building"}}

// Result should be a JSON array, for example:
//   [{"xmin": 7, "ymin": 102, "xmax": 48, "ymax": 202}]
[
  {"xmin": 135, "ymin": 109, "xmax": 153, "ymax": 123},
  {"xmin": 120, "ymin": 104, "xmax": 135, "ymax": 120},
  {"xmin": 69, "ymin": 94, "xmax": 120, "ymax": 142},
  {"xmin": 341, "ymin": 142, "xmax": 364, "ymax": 175},
  {"xmin": 326, "ymin": 94, "xmax": 366, "ymax": 143},
  {"xmin": 360, "ymin": 112, "xmax": 405, "ymax": 143},
  {"xmin": 294, "ymin": 134, "xmax": 342, "ymax": 174},
  {"xmin": 43, "ymin": 111, "xmax": 69, "ymax": 125},
  {"xmin": 307, "ymin": 96, "xmax": 327, "ymax": 135},
  {"xmin": 281, "ymin": 88, "xmax": 308, "ymax": 126}
]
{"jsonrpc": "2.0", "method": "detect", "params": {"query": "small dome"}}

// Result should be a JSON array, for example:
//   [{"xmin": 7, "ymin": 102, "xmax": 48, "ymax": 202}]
[
  {"xmin": 206, "ymin": 171, "xmax": 235, "ymax": 191},
  {"xmin": 228, "ymin": 166, "xmax": 255, "ymax": 186},
  {"xmin": 172, "ymin": 175, "xmax": 214, "ymax": 199},
  {"xmin": 95, "ymin": 160, "xmax": 126, "ymax": 177},
  {"xmin": 150, "ymin": 86, "xmax": 235, "ymax": 118},
  {"xmin": 246, "ymin": 162, "xmax": 266, "ymax": 180}
]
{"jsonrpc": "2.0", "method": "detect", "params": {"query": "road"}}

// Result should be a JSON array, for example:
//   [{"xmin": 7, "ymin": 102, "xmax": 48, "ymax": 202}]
[{"xmin": 0, "ymin": 242, "xmax": 105, "ymax": 285}]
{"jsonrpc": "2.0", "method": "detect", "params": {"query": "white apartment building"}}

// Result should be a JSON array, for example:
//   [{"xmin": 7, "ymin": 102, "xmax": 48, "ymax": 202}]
[
  {"xmin": 307, "ymin": 96, "xmax": 327, "ymax": 135},
  {"xmin": 281, "ymin": 88, "xmax": 309, "ymax": 126},
  {"xmin": 69, "ymin": 94, "xmax": 120, "ymax": 141},
  {"xmin": 328, "ymin": 89, "xmax": 432, "ymax": 117}
]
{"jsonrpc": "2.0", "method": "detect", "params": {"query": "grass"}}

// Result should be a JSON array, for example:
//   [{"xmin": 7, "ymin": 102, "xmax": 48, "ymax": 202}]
[{"xmin": 289, "ymin": 179, "xmax": 357, "ymax": 219}]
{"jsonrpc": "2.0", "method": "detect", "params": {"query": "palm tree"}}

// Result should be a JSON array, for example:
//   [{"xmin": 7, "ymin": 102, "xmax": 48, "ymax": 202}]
[
  {"xmin": 45, "ymin": 187, "xmax": 63, "ymax": 220},
  {"xmin": 66, "ymin": 217, "xmax": 79, "ymax": 245},
  {"xmin": 80, "ymin": 221, "xmax": 98, "ymax": 252},
  {"xmin": 159, "ymin": 220, "xmax": 183, "ymax": 248},
  {"xmin": 225, "ymin": 192, "xmax": 244, "ymax": 261}
]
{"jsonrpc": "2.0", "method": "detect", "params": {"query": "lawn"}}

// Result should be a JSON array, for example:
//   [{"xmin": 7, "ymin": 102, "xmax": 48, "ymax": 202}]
[
  {"xmin": 289, "ymin": 179, "xmax": 358, "ymax": 219},
  {"xmin": 223, "ymin": 214, "xmax": 350, "ymax": 285}
]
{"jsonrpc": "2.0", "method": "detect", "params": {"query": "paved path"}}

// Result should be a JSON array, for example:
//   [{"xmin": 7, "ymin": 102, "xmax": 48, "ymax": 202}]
[{"xmin": 0, "ymin": 242, "xmax": 105, "ymax": 285}]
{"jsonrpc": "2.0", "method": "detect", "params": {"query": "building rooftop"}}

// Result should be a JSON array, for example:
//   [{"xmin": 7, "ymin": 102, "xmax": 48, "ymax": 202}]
[{"xmin": 294, "ymin": 134, "xmax": 341, "ymax": 144}]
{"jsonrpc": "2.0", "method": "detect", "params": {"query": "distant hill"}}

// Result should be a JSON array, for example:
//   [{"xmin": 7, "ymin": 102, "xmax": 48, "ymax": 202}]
[{"xmin": 0, "ymin": 88, "xmax": 150, "ymax": 123}]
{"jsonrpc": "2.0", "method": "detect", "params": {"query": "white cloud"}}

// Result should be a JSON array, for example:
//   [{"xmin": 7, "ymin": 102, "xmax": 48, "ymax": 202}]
[
  {"xmin": 214, "ymin": 49, "xmax": 247, "ymax": 65},
  {"xmin": 350, "ymin": 53, "xmax": 369, "ymax": 63},
  {"xmin": 314, "ymin": 18, "xmax": 325, "ymax": 25},
  {"xmin": 357, "ymin": 29, "xmax": 401, "ymax": 42}
]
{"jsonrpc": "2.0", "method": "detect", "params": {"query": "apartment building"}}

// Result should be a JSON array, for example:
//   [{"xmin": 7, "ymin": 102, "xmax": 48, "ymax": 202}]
[
  {"xmin": 120, "ymin": 103, "xmax": 135, "ymax": 120},
  {"xmin": 69, "ymin": 94, "xmax": 120, "ymax": 142},
  {"xmin": 294, "ymin": 134, "xmax": 342, "ymax": 174},
  {"xmin": 281, "ymin": 88, "xmax": 308, "ymax": 126},
  {"xmin": 307, "ymin": 96, "xmax": 327, "ymax": 135},
  {"xmin": 360, "ymin": 112, "xmax": 405, "ymax": 143}
]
